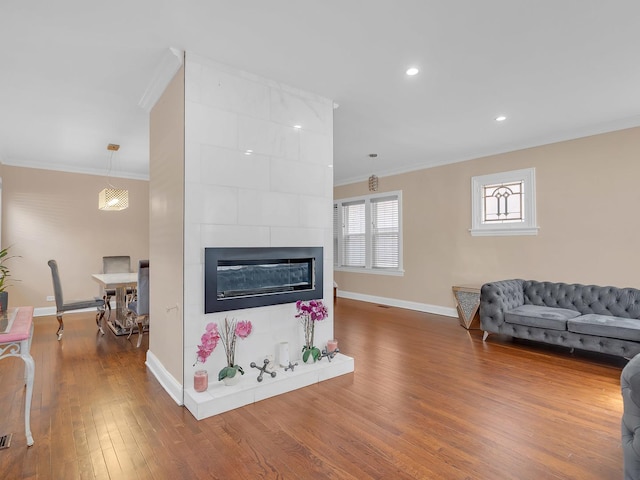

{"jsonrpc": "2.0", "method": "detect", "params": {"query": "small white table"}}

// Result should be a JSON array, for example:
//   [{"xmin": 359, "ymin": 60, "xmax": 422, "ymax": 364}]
[
  {"xmin": 92, "ymin": 273, "xmax": 137, "ymax": 335},
  {"xmin": 0, "ymin": 306, "xmax": 35, "ymax": 446}
]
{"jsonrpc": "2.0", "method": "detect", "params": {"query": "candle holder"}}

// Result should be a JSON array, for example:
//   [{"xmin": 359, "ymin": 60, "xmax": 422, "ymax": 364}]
[
  {"xmin": 320, "ymin": 347, "xmax": 340, "ymax": 362},
  {"xmin": 250, "ymin": 358, "xmax": 277, "ymax": 382},
  {"xmin": 194, "ymin": 370, "xmax": 208, "ymax": 392},
  {"xmin": 284, "ymin": 361, "xmax": 299, "ymax": 372}
]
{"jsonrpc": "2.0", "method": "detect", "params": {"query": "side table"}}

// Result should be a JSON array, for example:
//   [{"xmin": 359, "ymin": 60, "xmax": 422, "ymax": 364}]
[
  {"xmin": 0, "ymin": 306, "xmax": 35, "ymax": 446},
  {"xmin": 452, "ymin": 285, "xmax": 481, "ymax": 330}
]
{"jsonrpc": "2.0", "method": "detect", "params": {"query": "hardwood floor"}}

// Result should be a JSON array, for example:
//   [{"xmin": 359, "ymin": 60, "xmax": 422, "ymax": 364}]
[{"xmin": 0, "ymin": 298, "xmax": 626, "ymax": 479}]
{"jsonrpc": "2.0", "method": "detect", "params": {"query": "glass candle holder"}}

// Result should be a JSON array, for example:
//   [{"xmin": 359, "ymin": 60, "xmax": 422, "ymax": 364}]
[
  {"xmin": 327, "ymin": 339, "xmax": 338, "ymax": 352},
  {"xmin": 194, "ymin": 370, "xmax": 208, "ymax": 392}
]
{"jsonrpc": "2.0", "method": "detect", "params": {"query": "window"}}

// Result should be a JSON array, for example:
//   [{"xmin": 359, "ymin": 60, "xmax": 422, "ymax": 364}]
[
  {"xmin": 334, "ymin": 191, "xmax": 403, "ymax": 275},
  {"xmin": 470, "ymin": 168, "xmax": 539, "ymax": 236}
]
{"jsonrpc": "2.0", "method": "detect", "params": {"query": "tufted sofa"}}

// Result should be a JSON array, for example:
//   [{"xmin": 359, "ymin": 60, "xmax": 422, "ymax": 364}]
[
  {"xmin": 480, "ymin": 279, "xmax": 640, "ymax": 358},
  {"xmin": 622, "ymin": 354, "xmax": 640, "ymax": 480}
]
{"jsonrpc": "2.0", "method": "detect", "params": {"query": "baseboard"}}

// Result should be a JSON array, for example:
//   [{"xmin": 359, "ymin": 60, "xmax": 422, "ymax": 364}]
[
  {"xmin": 34, "ymin": 300, "xmax": 115, "ymax": 317},
  {"xmin": 337, "ymin": 290, "xmax": 458, "ymax": 318},
  {"xmin": 146, "ymin": 350, "xmax": 184, "ymax": 406}
]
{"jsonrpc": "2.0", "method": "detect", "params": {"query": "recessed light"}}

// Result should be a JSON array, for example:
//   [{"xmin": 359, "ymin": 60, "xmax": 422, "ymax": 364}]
[
  {"xmin": 293, "ymin": 125, "xmax": 302, "ymax": 129},
  {"xmin": 406, "ymin": 67, "xmax": 419, "ymax": 76},
  {"xmin": 495, "ymin": 115, "xmax": 507, "ymax": 122},
  {"xmin": 244, "ymin": 149, "xmax": 253, "ymax": 155}
]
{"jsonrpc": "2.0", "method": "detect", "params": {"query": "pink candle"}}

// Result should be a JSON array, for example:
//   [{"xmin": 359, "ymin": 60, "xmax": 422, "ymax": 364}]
[
  {"xmin": 194, "ymin": 370, "xmax": 208, "ymax": 392},
  {"xmin": 327, "ymin": 339, "xmax": 338, "ymax": 352}
]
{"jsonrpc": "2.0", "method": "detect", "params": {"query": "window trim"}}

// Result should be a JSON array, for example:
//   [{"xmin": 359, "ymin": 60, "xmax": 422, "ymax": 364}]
[
  {"xmin": 334, "ymin": 190, "xmax": 404, "ymax": 276},
  {"xmin": 470, "ymin": 167, "xmax": 539, "ymax": 237}
]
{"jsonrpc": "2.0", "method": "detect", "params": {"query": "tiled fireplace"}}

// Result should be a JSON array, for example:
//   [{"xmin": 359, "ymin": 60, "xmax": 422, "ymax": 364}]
[{"xmin": 181, "ymin": 53, "xmax": 353, "ymax": 419}]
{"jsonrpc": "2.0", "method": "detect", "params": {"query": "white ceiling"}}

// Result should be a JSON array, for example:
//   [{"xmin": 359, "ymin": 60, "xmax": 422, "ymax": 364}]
[{"xmin": 2, "ymin": 1, "xmax": 640, "ymax": 185}]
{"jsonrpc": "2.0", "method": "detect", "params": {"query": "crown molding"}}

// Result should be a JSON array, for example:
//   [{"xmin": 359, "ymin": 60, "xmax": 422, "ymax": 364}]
[{"xmin": 138, "ymin": 47, "xmax": 184, "ymax": 113}]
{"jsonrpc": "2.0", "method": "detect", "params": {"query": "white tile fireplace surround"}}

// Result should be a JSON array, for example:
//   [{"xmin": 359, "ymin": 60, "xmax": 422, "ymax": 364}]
[
  {"xmin": 185, "ymin": 354, "xmax": 354, "ymax": 420},
  {"xmin": 181, "ymin": 53, "xmax": 345, "ymax": 420}
]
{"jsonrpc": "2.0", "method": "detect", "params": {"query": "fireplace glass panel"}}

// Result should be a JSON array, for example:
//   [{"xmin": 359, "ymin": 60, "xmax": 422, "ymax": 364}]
[{"xmin": 205, "ymin": 247, "xmax": 323, "ymax": 313}]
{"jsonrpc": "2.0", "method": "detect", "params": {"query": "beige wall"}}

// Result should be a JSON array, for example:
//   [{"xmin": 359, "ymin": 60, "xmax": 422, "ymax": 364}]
[
  {"xmin": 149, "ymin": 64, "xmax": 185, "ymax": 387},
  {"xmin": 335, "ymin": 126, "xmax": 640, "ymax": 311},
  {"xmin": 1, "ymin": 165, "xmax": 149, "ymax": 310}
]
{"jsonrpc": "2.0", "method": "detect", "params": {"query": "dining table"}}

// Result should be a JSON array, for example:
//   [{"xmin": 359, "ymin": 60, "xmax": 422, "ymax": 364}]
[{"xmin": 91, "ymin": 272, "xmax": 138, "ymax": 335}]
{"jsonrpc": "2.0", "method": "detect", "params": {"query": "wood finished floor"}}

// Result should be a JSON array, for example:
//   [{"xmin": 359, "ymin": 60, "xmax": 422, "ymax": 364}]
[{"xmin": 0, "ymin": 298, "xmax": 627, "ymax": 479}]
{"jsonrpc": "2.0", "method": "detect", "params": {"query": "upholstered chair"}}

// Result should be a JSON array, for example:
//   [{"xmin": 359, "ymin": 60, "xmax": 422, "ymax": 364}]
[
  {"xmin": 125, "ymin": 260, "xmax": 149, "ymax": 348},
  {"xmin": 48, "ymin": 259, "xmax": 105, "ymax": 340},
  {"xmin": 102, "ymin": 255, "xmax": 132, "ymax": 319},
  {"xmin": 622, "ymin": 354, "xmax": 640, "ymax": 480}
]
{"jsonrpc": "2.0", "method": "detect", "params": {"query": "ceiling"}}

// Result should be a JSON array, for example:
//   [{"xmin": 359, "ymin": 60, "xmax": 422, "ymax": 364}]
[{"xmin": 2, "ymin": 1, "xmax": 640, "ymax": 186}]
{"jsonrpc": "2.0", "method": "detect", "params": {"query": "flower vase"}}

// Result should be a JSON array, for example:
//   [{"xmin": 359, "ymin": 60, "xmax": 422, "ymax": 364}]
[
  {"xmin": 219, "ymin": 365, "xmax": 243, "ymax": 386},
  {"xmin": 194, "ymin": 370, "xmax": 208, "ymax": 392},
  {"xmin": 302, "ymin": 346, "xmax": 320, "ymax": 364}
]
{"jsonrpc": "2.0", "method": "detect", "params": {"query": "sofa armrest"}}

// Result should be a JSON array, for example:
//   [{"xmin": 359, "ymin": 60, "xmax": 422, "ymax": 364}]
[
  {"xmin": 480, "ymin": 279, "xmax": 525, "ymax": 332},
  {"xmin": 622, "ymin": 355, "xmax": 640, "ymax": 479}
]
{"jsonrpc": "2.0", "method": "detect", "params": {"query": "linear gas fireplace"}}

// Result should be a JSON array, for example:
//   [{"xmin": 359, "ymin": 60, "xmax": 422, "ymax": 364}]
[{"xmin": 204, "ymin": 247, "xmax": 323, "ymax": 313}]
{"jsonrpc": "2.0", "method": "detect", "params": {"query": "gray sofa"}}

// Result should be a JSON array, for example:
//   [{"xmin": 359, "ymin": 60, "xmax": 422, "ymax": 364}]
[
  {"xmin": 622, "ymin": 354, "xmax": 640, "ymax": 480},
  {"xmin": 480, "ymin": 279, "xmax": 640, "ymax": 358}
]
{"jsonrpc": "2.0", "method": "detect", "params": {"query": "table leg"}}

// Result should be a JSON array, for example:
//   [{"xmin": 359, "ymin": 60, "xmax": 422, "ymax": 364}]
[
  {"xmin": 20, "ymin": 337, "xmax": 34, "ymax": 446},
  {"xmin": 107, "ymin": 285, "xmax": 134, "ymax": 335}
]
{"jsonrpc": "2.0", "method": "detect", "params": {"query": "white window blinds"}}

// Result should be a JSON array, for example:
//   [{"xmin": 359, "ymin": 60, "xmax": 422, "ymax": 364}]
[
  {"xmin": 342, "ymin": 200, "xmax": 366, "ymax": 267},
  {"xmin": 371, "ymin": 196, "xmax": 399, "ymax": 269},
  {"xmin": 334, "ymin": 191, "xmax": 403, "ymax": 275}
]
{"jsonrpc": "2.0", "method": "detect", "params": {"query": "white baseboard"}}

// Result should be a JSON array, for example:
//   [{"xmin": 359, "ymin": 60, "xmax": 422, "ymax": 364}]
[
  {"xmin": 337, "ymin": 290, "xmax": 458, "ymax": 318},
  {"xmin": 34, "ymin": 300, "xmax": 115, "ymax": 317},
  {"xmin": 146, "ymin": 350, "xmax": 184, "ymax": 406}
]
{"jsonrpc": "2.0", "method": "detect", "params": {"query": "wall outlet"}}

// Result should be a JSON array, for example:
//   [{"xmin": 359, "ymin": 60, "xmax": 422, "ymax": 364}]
[{"xmin": 46, "ymin": 295, "xmax": 55, "ymax": 302}]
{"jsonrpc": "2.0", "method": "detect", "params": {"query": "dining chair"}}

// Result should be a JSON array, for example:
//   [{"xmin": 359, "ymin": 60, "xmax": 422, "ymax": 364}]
[
  {"xmin": 102, "ymin": 255, "xmax": 132, "ymax": 320},
  {"xmin": 48, "ymin": 259, "xmax": 106, "ymax": 340},
  {"xmin": 125, "ymin": 260, "xmax": 149, "ymax": 348}
]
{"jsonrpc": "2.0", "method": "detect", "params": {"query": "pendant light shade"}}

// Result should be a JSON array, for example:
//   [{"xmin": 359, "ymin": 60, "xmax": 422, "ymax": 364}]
[
  {"xmin": 98, "ymin": 188, "xmax": 129, "ymax": 211},
  {"xmin": 368, "ymin": 154, "xmax": 378, "ymax": 191},
  {"xmin": 368, "ymin": 174, "xmax": 378, "ymax": 191},
  {"xmin": 99, "ymin": 143, "xmax": 129, "ymax": 211}
]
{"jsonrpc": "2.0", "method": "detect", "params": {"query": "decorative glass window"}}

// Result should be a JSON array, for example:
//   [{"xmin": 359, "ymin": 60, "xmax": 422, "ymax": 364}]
[
  {"xmin": 470, "ymin": 168, "xmax": 539, "ymax": 236},
  {"xmin": 334, "ymin": 191, "xmax": 403, "ymax": 275}
]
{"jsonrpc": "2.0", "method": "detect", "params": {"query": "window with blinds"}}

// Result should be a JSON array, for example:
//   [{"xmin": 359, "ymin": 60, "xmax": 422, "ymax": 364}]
[{"xmin": 334, "ymin": 191, "xmax": 403, "ymax": 275}]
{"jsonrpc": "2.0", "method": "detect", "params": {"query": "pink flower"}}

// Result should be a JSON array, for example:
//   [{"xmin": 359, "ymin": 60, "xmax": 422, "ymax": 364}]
[
  {"xmin": 296, "ymin": 299, "xmax": 328, "ymax": 322},
  {"xmin": 235, "ymin": 320, "xmax": 253, "ymax": 339},
  {"xmin": 194, "ymin": 322, "xmax": 220, "ymax": 365}
]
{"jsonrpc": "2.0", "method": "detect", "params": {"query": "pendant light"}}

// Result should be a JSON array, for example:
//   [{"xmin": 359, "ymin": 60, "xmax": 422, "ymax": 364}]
[
  {"xmin": 368, "ymin": 153, "xmax": 378, "ymax": 191},
  {"xmin": 98, "ymin": 144, "xmax": 129, "ymax": 211}
]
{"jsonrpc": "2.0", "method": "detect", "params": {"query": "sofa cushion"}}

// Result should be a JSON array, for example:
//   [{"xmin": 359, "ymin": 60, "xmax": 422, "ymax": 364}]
[
  {"xmin": 505, "ymin": 305, "xmax": 580, "ymax": 330},
  {"xmin": 568, "ymin": 314, "xmax": 640, "ymax": 342}
]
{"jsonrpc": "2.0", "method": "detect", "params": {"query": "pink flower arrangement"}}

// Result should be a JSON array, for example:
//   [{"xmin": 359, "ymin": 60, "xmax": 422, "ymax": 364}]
[
  {"xmin": 296, "ymin": 299, "xmax": 328, "ymax": 362},
  {"xmin": 194, "ymin": 318, "xmax": 253, "ymax": 377},
  {"xmin": 195, "ymin": 322, "xmax": 220, "ymax": 365},
  {"xmin": 220, "ymin": 318, "xmax": 252, "ymax": 368}
]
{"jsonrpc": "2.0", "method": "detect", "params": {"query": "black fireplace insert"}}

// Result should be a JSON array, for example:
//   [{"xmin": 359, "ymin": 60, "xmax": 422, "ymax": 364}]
[{"xmin": 204, "ymin": 247, "xmax": 323, "ymax": 313}]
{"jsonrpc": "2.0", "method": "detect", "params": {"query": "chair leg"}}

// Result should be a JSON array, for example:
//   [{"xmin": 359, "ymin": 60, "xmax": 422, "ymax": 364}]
[
  {"xmin": 136, "ymin": 321, "xmax": 144, "ymax": 348},
  {"xmin": 104, "ymin": 295, "xmax": 112, "ymax": 321},
  {"xmin": 56, "ymin": 314, "xmax": 64, "ymax": 340},
  {"xmin": 95, "ymin": 309, "xmax": 105, "ymax": 335}
]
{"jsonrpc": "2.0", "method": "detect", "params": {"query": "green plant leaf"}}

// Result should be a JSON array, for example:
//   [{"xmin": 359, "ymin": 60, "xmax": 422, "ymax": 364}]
[
  {"xmin": 218, "ymin": 366, "xmax": 235, "ymax": 381},
  {"xmin": 311, "ymin": 347, "xmax": 321, "ymax": 361},
  {"xmin": 218, "ymin": 365, "xmax": 245, "ymax": 381},
  {"xmin": 302, "ymin": 349, "xmax": 311, "ymax": 362}
]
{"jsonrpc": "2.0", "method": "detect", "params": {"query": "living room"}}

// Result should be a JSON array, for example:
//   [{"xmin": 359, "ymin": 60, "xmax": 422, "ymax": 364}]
[{"xmin": 1, "ymin": 2, "xmax": 640, "ymax": 478}]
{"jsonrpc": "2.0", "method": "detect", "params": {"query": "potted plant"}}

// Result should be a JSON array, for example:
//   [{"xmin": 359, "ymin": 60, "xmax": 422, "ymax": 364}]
[
  {"xmin": 0, "ymin": 246, "xmax": 18, "ymax": 313},
  {"xmin": 194, "ymin": 317, "xmax": 253, "ymax": 387},
  {"xmin": 218, "ymin": 318, "xmax": 252, "ymax": 385},
  {"xmin": 296, "ymin": 299, "xmax": 328, "ymax": 363}
]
